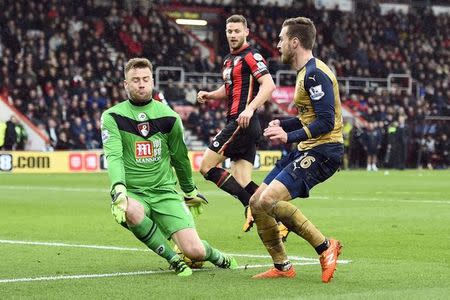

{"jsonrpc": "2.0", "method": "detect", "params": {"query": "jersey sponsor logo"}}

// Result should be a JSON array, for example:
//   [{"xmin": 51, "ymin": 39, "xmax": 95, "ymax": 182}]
[
  {"xmin": 137, "ymin": 113, "xmax": 147, "ymax": 121},
  {"xmin": 137, "ymin": 122, "xmax": 150, "ymax": 137},
  {"xmin": 101, "ymin": 129, "xmax": 109, "ymax": 143},
  {"xmin": 135, "ymin": 140, "xmax": 162, "ymax": 163},
  {"xmin": 253, "ymin": 53, "xmax": 263, "ymax": 61},
  {"xmin": 233, "ymin": 56, "xmax": 241, "ymax": 66},
  {"xmin": 309, "ymin": 84, "xmax": 325, "ymax": 101}
]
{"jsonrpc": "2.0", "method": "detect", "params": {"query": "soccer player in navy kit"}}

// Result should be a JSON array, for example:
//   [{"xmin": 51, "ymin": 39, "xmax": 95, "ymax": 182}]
[
  {"xmin": 250, "ymin": 17, "xmax": 344, "ymax": 282},
  {"xmin": 197, "ymin": 15, "xmax": 277, "ymax": 232}
]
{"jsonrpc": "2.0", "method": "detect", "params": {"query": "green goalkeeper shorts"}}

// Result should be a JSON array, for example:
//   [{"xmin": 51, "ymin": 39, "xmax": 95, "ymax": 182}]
[{"xmin": 127, "ymin": 189, "xmax": 195, "ymax": 239}]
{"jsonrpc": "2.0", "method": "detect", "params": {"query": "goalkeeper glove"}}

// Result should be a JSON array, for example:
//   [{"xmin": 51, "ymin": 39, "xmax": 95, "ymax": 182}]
[
  {"xmin": 111, "ymin": 184, "xmax": 128, "ymax": 224},
  {"xmin": 184, "ymin": 188, "xmax": 208, "ymax": 217}
]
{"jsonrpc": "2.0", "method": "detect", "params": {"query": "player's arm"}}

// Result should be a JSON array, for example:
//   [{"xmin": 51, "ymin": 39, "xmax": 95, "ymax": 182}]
[
  {"xmin": 101, "ymin": 112, "xmax": 126, "ymax": 190},
  {"xmin": 285, "ymin": 70, "xmax": 335, "ymax": 143},
  {"xmin": 264, "ymin": 69, "xmax": 335, "ymax": 143},
  {"xmin": 168, "ymin": 116, "xmax": 207, "ymax": 215},
  {"xmin": 237, "ymin": 74, "xmax": 276, "ymax": 128},
  {"xmin": 237, "ymin": 53, "xmax": 276, "ymax": 128},
  {"xmin": 101, "ymin": 112, "xmax": 128, "ymax": 223},
  {"xmin": 280, "ymin": 117, "xmax": 302, "ymax": 131},
  {"xmin": 197, "ymin": 85, "xmax": 227, "ymax": 103}
]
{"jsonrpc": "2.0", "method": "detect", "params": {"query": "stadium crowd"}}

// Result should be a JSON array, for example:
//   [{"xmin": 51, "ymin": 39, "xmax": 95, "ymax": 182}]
[{"xmin": 0, "ymin": 0, "xmax": 448, "ymax": 169}]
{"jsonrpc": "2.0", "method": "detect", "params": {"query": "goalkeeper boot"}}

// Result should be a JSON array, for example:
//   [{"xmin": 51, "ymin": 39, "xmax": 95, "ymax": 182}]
[
  {"xmin": 169, "ymin": 257, "xmax": 193, "ymax": 277},
  {"xmin": 278, "ymin": 222, "xmax": 290, "ymax": 242},
  {"xmin": 319, "ymin": 239, "xmax": 342, "ymax": 283},
  {"xmin": 217, "ymin": 255, "xmax": 238, "ymax": 270},
  {"xmin": 242, "ymin": 206, "xmax": 254, "ymax": 232},
  {"xmin": 252, "ymin": 266, "xmax": 296, "ymax": 279}
]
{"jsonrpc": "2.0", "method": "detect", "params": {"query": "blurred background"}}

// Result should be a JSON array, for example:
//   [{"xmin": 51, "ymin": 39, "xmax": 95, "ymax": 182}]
[{"xmin": 0, "ymin": 0, "xmax": 448, "ymax": 171}]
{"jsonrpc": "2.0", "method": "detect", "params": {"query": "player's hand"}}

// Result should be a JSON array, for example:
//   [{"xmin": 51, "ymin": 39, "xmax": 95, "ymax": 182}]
[
  {"xmin": 263, "ymin": 126, "xmax": 288, "ymax": 143},
  {"xmin": 197, "ymin": 91, "xmax": 210, "ymax": 103},
  {"xmin": 268, "ymin": 119, "xmax": 281, "ymax": 127},
  {"xmin": 184, "ymin": 188, "xmax": 208, "ymax": 217},
  {"xmin": 237, "ymin": 107, "xmax": 254, "ymax": 128},
  {"xmin": 111, "ymin": 184, "xmax": 128, "ymax": 224}
]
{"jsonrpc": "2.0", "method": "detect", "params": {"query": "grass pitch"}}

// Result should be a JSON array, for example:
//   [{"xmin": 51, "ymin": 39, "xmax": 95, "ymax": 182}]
[{"xmin": 1, "ymin": 170, "xmax": 449, "ymax": 299}]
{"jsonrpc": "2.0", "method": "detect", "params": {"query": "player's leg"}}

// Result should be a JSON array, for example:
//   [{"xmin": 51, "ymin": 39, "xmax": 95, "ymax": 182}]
[
  {"xmin": 171, "ymin": 228, "xmax": 237, "ymax": 269},
  {"xmin": 371, "ymin": 154, "xmax": 378, "ymax": 171},
  {"xmin": 124, "ymin": 196, "xmax": 190, "ymax": 275},
  {"xmin": 152, "ymin": 192, "xmax": 237, "ymax": 270},
  {"xmin": 230, "ymin": 158, "xmax": 260, "ymax": 231},
  {"xmin": 250, "ymin": 181, "xmax": 296, "ymax": 279},
  {"xmin": 200, "ymin": 148, "xmax": 253, "ymax": 207},
  {"xmin": 260, "ymin": 148, "xmax": 342, "ymax": 282},
  {"xmin": 200, "ymin": 120, "xmax": 255, "ymax": 208}
]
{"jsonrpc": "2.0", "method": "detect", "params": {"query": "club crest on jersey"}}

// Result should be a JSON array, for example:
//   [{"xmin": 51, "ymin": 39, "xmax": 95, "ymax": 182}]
[
  {"xmin": 253, "ymin": 53, "xmax": 263, "ymax": 61},
  {"xmin": 309, "ymin": 85, "xmax": 325, "ymax": 101},
  {"xmin": 223, "ymin": 67, "xmax": 232, "ymax": 85},
  {"xmin": 137, "ymin": 122, "xmax": 150, "ymax": 137}
]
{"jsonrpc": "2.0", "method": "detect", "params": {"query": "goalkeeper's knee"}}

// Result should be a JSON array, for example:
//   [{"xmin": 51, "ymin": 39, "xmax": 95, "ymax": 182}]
[{"xmin": 180, "ymin": 242, "xmax": 206, "ymax": 261}]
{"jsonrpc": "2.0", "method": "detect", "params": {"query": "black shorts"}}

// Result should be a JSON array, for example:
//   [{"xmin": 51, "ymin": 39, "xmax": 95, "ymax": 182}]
[{"xmin": 208, "ymin": 117, "xmax": 261, "ymax": 163}]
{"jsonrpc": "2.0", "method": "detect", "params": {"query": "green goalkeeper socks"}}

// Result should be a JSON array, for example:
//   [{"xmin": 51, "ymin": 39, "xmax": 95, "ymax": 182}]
[
  {"xmin": 129, "ymin": 216, "xmax": 177, "ymax": 262},
  {"xmin": 201, "ymin": 240, "xmax": 225, "ymax": 265}
]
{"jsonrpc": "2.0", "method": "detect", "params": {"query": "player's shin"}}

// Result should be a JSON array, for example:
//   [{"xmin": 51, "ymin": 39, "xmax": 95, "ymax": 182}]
[
  {"xmin": 270, "ymin": 201, "xmax": 326, "ymax": 250},
  {"xmin": 253, "ymin": 210, "xmax": 291, "ymax": 270},
  {"xmin": 201, "ymin": 240, "xmax": 237, "ymax": 269},
  {"xmin": 204, "ymin": 167, "xmax": 251, "ymax": 207},
  {"xmin": 128, "ymin": 216, "xmax": 178, "ymax": 262}
]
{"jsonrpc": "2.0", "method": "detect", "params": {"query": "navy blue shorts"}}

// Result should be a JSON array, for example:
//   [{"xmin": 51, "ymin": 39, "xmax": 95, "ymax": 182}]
[{"xmin": 263, "ymin": 143, "xmax": 344, "ymax": 199}]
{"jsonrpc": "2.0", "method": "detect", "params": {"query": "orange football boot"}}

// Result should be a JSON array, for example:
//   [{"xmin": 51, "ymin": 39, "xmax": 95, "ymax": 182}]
[
  {"xmin": 252, "ymin": 266, "xmax": 296, "ymax": 279},
  {"xmin": 319, "ymin": 239, "xmax": 342, "ymax": 283}
]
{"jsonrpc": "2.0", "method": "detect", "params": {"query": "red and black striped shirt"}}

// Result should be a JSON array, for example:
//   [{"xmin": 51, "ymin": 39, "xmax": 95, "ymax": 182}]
[{"xmin": 222, "ymin": 45, "xmax": 269, "ymax": 120}]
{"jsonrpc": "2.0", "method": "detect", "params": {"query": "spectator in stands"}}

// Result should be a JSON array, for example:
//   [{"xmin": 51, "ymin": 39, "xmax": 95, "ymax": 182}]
[
  {"xmin": 362, "ymin": 121, "xmax": 382, "ymax": 171},
  {"xmin": 4, "ymin": 116, "xmax": 18, "ymax": 150},
  {"xmin": 184, "ymin": 83, "xmax": 197, "ymax": 106},
  {"xmin": 55, "ymin": 132, "xmax": 72, "ymax": 150},
  {"xmin": 15, "ymin": 121, "xmax": 27, "ymax": 150},
  {"xmin": 46, "ymin": 118, "xmax": 59, "ymax": 149}
]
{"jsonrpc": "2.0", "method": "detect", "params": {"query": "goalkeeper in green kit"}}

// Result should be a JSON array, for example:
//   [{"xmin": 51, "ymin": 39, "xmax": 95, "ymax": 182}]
[{"xmin": 101, "ymin": 58, "xmax": 237, "ymax": 276}]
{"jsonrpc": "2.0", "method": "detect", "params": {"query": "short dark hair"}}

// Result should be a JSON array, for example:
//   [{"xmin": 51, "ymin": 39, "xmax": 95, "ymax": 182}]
[
  {"xmin": 282, "ymin": 17, "xmax": 316, "ymax": 50},
  {"xmin": 226, "ymin": 14, "xmax": 247, "ymax": 27},
  {"xmin": 124, "ymin": 58, "xmax": 153, "ymax": 78}
]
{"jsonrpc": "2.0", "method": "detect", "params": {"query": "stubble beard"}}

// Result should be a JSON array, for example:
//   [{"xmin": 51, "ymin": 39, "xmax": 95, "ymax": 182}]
[
  {"xmin": 230, "ymin": 37, "xmax": 244, "ymax": 51},
  {"xmin": 128, "ymin": 89, "xmax": 152, "ymax": 102}
]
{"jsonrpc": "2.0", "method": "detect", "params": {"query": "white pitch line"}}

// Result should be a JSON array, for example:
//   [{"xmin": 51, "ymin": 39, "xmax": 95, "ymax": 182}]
[
  {"xmin": 0, "ymin": 261, "xmax": 337, "ymax": 284},
  {"xmin": 0, "ymin": 239, "xmax": 351, "ymax": 263},
  {"xmin": 335, "ymin": 197, "xmax": 450, "ymax": 205}
]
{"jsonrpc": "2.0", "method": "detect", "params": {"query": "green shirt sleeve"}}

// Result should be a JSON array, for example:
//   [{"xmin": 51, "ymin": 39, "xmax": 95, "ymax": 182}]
[
  {"xmin": 168, "ymin": 116, "xmax": 195, "ymax": 193},
  {"xmin": 101, "ymin": 111, "xmax": 126, "ymax": 191}
]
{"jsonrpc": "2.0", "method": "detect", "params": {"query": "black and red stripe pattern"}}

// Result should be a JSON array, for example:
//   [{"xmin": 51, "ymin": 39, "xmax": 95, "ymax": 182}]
[{"xmin": 222, "ymin": 45, "xmax": 269, "ymax": 119}]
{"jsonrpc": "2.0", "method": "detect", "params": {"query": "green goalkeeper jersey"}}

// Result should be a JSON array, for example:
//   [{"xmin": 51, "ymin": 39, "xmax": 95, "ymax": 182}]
[{"xmin": 101, "ymin": 99, "xmax": 195, "ymax": 194}]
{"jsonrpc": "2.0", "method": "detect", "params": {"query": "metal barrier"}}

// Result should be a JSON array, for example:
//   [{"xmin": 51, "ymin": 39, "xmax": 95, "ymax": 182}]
[{"xmin": 154, "ymin": 66, "xmax": 417, "ymax": 96}]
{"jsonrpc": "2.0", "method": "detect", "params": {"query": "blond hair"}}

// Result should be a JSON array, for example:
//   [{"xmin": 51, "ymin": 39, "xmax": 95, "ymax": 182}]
[{"xmin": 124, "ymin": 58, "xmax": 153, "ymax": 78}]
